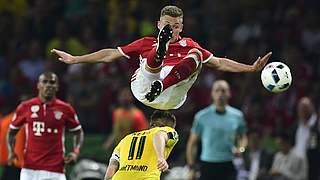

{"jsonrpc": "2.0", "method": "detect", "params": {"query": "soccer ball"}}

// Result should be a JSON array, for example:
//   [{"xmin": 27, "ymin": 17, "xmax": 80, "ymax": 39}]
[{"xmin": 261, "ymin": 62, "xmax": 292, "ymax": 93}]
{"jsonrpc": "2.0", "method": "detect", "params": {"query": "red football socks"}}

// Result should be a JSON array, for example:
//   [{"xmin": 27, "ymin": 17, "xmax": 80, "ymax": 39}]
[
  {"xmin": 162, "ymin": 57, "xmax": 197, "ymax": 90},
  {"xmin": 146, "ymin": 47, "xmax": 162, "ymax": 69}
]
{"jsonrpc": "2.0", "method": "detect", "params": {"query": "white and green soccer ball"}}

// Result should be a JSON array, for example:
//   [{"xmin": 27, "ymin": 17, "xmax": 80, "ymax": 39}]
[{"xmin": 261, "ymin": 62, "xmax": 292, "ymax": 93}]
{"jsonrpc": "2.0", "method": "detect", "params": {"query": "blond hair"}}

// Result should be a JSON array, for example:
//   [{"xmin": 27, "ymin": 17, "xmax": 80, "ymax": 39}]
[
  {"xmin": 150, "ymin": 110, "xmax": 176, "ymax": 128},
  {"xmin": 160, "ymin": 5, "xmax": 183, "ymax": 18}
]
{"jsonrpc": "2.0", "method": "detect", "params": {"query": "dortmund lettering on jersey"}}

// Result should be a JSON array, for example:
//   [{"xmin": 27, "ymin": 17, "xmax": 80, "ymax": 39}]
[{"xmin": 111, "ymin": 126, "xmax": 178, "ymax": 180}]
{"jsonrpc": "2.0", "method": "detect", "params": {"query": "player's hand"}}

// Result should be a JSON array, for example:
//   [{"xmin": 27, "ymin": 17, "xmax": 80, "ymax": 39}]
[
  {"xmin": 157, "ymin": 158, "xmax": 169, "ymax": 172},
  {"xmin": 64, "ymin": 152, "xmax": 78, "ymax": 164},
  {"xmin": 233, "ymin": 147, "xmax": 245, "ymax": 157},
  {"xmin": 51, "ymin": 49, "xmax": 77, "ymax": 64},
  {"xmin": 7, "ymin": 153, "xmax": 17, "ymax": 166},
  {"xmin": 252, "ymin": 52, "xmax": 272, "ymax": 72}
]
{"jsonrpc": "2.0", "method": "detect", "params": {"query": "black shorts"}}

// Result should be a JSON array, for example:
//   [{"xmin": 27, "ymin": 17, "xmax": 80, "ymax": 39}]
[{"xmin": 199, "ymin": 161, "xmax": 236, "ymax": 180}]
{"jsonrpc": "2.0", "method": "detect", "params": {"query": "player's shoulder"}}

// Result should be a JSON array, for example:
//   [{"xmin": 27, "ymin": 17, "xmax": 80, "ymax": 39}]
[
  {"xmin": 117, "ymin": 133, "xmax": 133, "ymax": 146},
  {"xmin": 195, "ymin": 105, "xmax": 213, "ymax": 118},
  {"xmin": 18, "ymin": 97, "xmax": 39, "ymax": 109},
  {"xmin": 121, "ymin": 133, "xmax": 132, "ymax": 142},
  {"xmin": 128, "ymin": 37, "xmax": 156, "ymax": 48},
  {"xmin": 142, "ymin": 37, "xmax": 157, "ymax": 41},
  {"xmin": 226, "ymin": 105, "xmax": 244, "ymax": 116},
  {"xmin": 133, "ymin": 37, "xmax": 156, "ymax": 44},
  {"xmin": 21, "ymin": 97, "xmax": 39, "ymax": 105},
  {"xmin": 54, "ymin": 98, "xmax": 72, "ymax": 107},
  {"xmin": 153, "ymin": 126, "xmax": 176, "ymax": 134},
  {"xmin": 126, "ymin": 129, "xmax": 150, "ymax": 137},
  {"xmin": 156, "ymin": 127, "xmax": 179, "ymax": 142},
  {"xmin": 54, "ymin": 99, "xmax": 76, "ymax": 112}
]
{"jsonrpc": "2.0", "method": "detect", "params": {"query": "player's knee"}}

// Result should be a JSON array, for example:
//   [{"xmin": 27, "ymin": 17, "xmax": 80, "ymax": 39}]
[
  {"xmin": 185, "ymin": 48, "xmax": 203, "ymax": 67},
  {"xmin": 188, "ymin": 48, "xmax": 203, "ymax": 61}
]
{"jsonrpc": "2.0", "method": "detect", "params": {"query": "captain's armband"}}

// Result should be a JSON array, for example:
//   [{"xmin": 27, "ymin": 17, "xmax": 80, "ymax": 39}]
[
  {"xmin": 167, "ymin": 131, "xmax": 179, "ymax": 146},
  {"xmin": 109, "ymin": 152, "xmax": 120, "ymax": 162}
]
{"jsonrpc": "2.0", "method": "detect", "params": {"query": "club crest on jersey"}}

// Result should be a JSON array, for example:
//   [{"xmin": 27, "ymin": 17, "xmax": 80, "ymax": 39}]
[
  {"xmin": 31, "ymin": 105, "xmax": 40, "ymax": 112},
  {"xmin": 31, "ymin": 105, "xmax": 40, "ymax": 118},
  {"xmin": 54, "ymin": 111, "xmax": 63, "ymax": 120},
  {"xmin": 179, "ymin": 39, "xmax": 187, "ymax": 47}
]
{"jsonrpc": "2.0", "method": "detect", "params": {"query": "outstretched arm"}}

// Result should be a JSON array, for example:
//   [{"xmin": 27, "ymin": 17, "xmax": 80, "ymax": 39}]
[
  {"xmin": 206, "ymin": 52, "xmax": 272, "ymax": 72},
  {"xmin": 51, "ymin": 48, "xmax": 124, "ymax": 64}
]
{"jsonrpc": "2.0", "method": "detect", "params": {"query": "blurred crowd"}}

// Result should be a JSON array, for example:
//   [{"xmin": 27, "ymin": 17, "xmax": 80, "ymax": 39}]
[{"xmin": 0, "ymin": 0, "xmax": 320, "ymax": 179}]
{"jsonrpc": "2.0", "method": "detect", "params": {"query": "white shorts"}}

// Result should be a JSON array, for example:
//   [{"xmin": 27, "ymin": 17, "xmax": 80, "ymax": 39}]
[
  {"xmin": 131, "ymin": 60, "xmax": 201, "ymax": 110},
  {"xmin": 20, "ymin": 168, "xmax": 66, "ymax": 180}
]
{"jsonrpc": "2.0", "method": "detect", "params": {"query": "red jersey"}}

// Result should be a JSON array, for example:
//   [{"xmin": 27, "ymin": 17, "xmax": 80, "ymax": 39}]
[
  {"xmin": 112, "ymin": 107, "xmax": 148, "ymax": 131},
  {"xmin": 118, "ymin": 37, "xmax": 213, "ymax": 66},
  {"xmin": 9, "ymin": 97, "xmax": 81, "ymax": 173}
]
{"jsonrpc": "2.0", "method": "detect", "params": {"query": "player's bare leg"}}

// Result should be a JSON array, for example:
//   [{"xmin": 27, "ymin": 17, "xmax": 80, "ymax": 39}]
[
  {"xmin": 145, "ymin": 24, "xmax": 173, "ymax": 73},
  {"xmin": 145, "ymin": 48, "xmax": 203, "ymax": 102}
]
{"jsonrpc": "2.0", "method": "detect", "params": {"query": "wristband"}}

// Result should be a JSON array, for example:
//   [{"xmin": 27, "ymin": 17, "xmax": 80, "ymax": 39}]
[{"xmin": 239, "ymin": 147, "xmax": 245, "ymax": 153}]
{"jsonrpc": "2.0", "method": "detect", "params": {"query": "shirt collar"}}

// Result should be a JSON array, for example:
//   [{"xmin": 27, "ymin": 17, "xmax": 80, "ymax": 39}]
[
  {"xmin": 171, "ymin": 36, "xmax": 182, "ymax": 44},
  {"xmin": 36, "ymin": 97, "xmax": 57, "ymax": 106}
]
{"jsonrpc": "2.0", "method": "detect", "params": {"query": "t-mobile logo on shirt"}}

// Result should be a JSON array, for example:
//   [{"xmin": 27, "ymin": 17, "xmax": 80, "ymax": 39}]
[{"xmin": 33, "ymin": 121, "xmax": 45, "ymax": 136}]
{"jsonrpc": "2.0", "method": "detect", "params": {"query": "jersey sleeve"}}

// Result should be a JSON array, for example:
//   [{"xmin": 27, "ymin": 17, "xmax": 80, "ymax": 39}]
[
  {"xmin": 64, "ymin": 105, "xmax": 82, "ymax": 132},
  {"xmin": 158, "ymin": 127, "xmax": 179, "ymax": 148},
  {"xmin": 10, "ymin": 103, "xmax": 27, "ymax": 129},
  {"xmin": 237, "ymin": 112, "xmax": 247, "ymax": 135},
  {"xmin": 191, "ymin": 113, "xmax": 203, "ymax": 136},
  {"xmin": 117, "ymin": 38, "xmax": 145, "ymax": 60},
  {"xmin": 192, "ymin": 41, "xmax": 213, "ymax": 63}
]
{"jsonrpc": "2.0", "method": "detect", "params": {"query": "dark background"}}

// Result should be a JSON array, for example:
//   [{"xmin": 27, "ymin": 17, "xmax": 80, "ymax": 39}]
[{"xmin": 0, "ymin": 0, "xmax": 319, "ymax": 178}]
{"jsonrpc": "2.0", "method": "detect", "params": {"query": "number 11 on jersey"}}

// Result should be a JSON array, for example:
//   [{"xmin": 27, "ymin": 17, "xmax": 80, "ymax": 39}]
[{"xmin": 128, "ymin": 136, "xmax": 146, "ymax": 160}]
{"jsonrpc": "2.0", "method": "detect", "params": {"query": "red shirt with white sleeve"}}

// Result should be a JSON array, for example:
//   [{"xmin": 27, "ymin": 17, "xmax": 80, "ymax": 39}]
[
  {"xmin": 118, "ymin": 37, "xmax": 213, "ymax": 66},
  {"xmin": 9, "ymin": 97, "xmax": 81, "ymax": 173}
]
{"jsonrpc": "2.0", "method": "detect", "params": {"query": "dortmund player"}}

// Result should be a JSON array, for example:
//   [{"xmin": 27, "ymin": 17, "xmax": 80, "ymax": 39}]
[{"xmin": 104, "ymin": 110, "xmax": 178, "ymax": 180}]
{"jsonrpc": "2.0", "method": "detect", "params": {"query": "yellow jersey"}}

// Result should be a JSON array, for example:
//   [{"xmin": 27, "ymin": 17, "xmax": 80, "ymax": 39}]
[{"xmin": 111, "ymin": 126, "xmax": 178, "ymax": 180}]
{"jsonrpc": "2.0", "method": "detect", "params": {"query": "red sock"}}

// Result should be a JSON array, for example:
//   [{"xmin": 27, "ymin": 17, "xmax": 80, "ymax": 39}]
[
  {"xmin": 146, "ymin": 47, "xmax": 162, "ymax": 69},
  {"xmin": 162, "ymin": 58, "xmax": 197, "ymax": 90}
]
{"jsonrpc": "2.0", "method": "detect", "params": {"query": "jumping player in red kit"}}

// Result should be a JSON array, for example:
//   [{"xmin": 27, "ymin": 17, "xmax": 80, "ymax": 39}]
[
  {"xmin": 51, "ymin": 5, "xmax": 272, "ymax": 110},
  {"xmin": 7, "ymin": 72, "xmax": 84, "ymax": 180}
]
